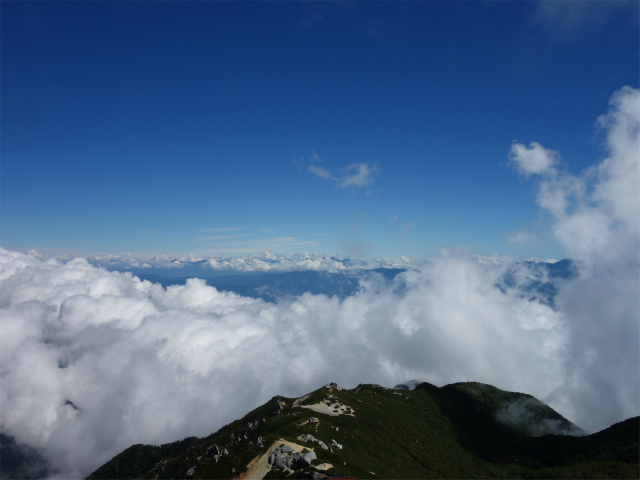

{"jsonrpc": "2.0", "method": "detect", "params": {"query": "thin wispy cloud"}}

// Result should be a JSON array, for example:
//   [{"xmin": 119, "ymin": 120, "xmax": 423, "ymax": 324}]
[
  {"xmin": 308, "ymin": 163, "xmax": 335, "ymax": 181},
  {"xmin": 530, "ymin": 0, "xmax": 635, "ymax": 37},
  {"xmin": 192, "ymin": 227, "xmax": 320, "ymax": 256},
  {"xmin": 506, "ymin": 229, "xmax": 538, "ymax": 247},
  {"xmin": 194, "ymin": 234, "xmax": 253, "ymax": 242},
  {"xmin": 197, "ymin": 234, "xmax": 319, "ymax": 256},
  {"xmin": 400, "ymin": 221, "xmax": 416, "ymax": 244},
  {"xmin": 198, "ymin": 227, "xmax": 240, "ymax": 233},
  {"xmin": 338, "ymin": 162, "xmax": 379, "ymax": 188},
  {"xmin": 255, "ymin": 236, "xmax": 318, "ymax": 247},
  {"xmin": 304, "ymin": 151, "xmax": 379, "ymax": 188}
]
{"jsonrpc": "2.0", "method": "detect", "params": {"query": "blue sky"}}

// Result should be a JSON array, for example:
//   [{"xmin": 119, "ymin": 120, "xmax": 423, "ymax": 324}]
[{"xmin": 2, "ymin": 0, "xmax": 638, "ymax": 261}]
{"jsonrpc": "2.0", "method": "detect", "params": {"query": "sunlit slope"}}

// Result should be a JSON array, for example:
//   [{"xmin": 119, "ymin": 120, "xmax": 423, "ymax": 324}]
[{"xmin": 86, "ymin": 382, "xmax": 639, "ymax": 480}]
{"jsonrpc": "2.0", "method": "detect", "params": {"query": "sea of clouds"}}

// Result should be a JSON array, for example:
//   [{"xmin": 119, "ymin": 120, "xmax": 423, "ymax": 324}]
[{"xmin": 1, "ymin": 87, "xmax": 638, "ymax": 478}]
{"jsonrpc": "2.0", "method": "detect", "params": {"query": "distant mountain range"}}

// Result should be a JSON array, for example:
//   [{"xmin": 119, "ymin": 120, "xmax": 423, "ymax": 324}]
[
  {"xmin": 86, "ymin": 252, "xmax": 415, "ymax": 275},
  {"xmin": 129, "ymin": 259, "xmax": 576, "ymax": 305},
  {"xmin": 135, "ymin": 268, "xmax": 405, "ymax": 303},
  {"xmin": 84, "ymin": 381, "xmax": 638, "ymax": 479},
  {"xmin": 497, "ymin": 258, "xmax": 577, "ymax": 308}
]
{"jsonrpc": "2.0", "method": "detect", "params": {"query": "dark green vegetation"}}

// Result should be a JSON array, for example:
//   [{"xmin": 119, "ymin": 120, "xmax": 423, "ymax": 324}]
[{"xmin": 87, "ymin": 382, "xmax": 639, "ymax": 480}]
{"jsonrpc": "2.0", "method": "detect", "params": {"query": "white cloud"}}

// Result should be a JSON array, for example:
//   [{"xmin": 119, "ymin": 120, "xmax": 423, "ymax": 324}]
[
  {"xmin": 510, "ymin": 86, "xmax": 640, "ymax": 429},
  {"xmin": 523, "ymin": 86, "xmax": 639, "ymax": 266},
  {"xmin": 509, "ymin": 141, "xmax": 559, "ymax": 176},
  {"xmin": 303, "ymin": 151, "xmax": 378, "ymax": 188},
  {"xmin": 308, "ymin": 164, "xmax": 335, "ymax": 181},
  {"xmin": 338, "ymin": 162, "xmax": 378, "ymax": 188},
  {"xmin": 594, "ymin": 86, "xmax": 640, "ymax": 239}
]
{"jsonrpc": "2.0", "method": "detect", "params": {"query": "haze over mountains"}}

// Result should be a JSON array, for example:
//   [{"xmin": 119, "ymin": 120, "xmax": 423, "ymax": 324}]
[{"xmin": 93, "ymin": 258, "xmax": 573, "ymax": 306}]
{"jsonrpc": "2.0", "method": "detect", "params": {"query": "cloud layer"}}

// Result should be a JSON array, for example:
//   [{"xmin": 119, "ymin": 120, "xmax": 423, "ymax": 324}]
[
  {"xmin": 0, "ymin": 249, "xmax": 571, "ymax": 478},
  {"xmin": 1, "ymin": 87, "xmax": 638, "ymax": 479}
]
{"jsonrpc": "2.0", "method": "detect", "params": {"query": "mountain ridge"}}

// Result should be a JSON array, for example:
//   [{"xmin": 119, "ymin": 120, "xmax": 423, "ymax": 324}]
[{"xmin": 85, "ymin": 381, "xmax": 638, "ymax": 479}]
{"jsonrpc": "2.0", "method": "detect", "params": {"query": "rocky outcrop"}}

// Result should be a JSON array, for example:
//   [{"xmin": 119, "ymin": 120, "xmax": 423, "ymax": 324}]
[
  {"xmin": 296, "ymin": 416, "xmax": 320, "ymax": 428},
  {"xmin": 297, "ymin": 433, "xmax": 329, "ymax": 451},
  {"xmin": 299, "ymin": 450, "xmax": 317, "ymax": 468},
  {"xmin": 267, "ymin": 443, "xmax": 317, "ymax": 472},
  {"xmin": 274, "ymin": 399, "xmax": 287, "ymax": 416}
]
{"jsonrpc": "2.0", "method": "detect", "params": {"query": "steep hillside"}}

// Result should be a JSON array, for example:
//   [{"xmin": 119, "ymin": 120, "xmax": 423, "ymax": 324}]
[{"xmin": 87, "ymin": 382, "xmax": 639, "ymax": 480}]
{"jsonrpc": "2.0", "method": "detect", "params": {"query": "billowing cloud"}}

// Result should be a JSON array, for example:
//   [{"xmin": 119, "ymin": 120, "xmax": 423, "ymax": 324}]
[
  {"xmin": 511, "ymin": 86, "xmax": 640, "ymax": 429},
  {"xmin": 1, "ymin": 87, "xmax": 637, "ymax": 479},
  {"xmin": 512, "ymin": 86, "xmax": 639, "ymax": 267},
  {"xmin": 0, "ymin": 248, "xmax": 571, "ymax": 479}
]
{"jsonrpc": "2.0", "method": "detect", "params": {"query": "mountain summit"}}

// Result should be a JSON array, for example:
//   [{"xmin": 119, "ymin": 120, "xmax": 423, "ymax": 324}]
[{"xmin": 87, "ymin": 382, "xmax": 638, "ymax": 479}]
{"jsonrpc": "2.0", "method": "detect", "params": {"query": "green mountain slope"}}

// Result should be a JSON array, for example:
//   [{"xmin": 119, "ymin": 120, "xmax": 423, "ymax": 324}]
[{"xmin": 86, "ymin": 382, "xmax": 639, "ymax": 480}]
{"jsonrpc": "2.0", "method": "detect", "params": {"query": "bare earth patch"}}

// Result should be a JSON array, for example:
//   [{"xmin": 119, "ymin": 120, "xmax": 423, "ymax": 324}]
[
  {"xmin": 300, "ymin": 402, "xmax": 355, "ymax": 417},
  {"xmin": 236, "ymin": 439, "xmax": 309, "ymax": 480},
  {"xmin": 292, "ymin": 393, "xmax": 312, "ymax": 407}
]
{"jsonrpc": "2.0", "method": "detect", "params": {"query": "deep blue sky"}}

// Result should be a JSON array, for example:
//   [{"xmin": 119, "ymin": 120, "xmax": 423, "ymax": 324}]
[{"xmin": 2, "ymin": 1, "xmax": 638, "ymax": 260}]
